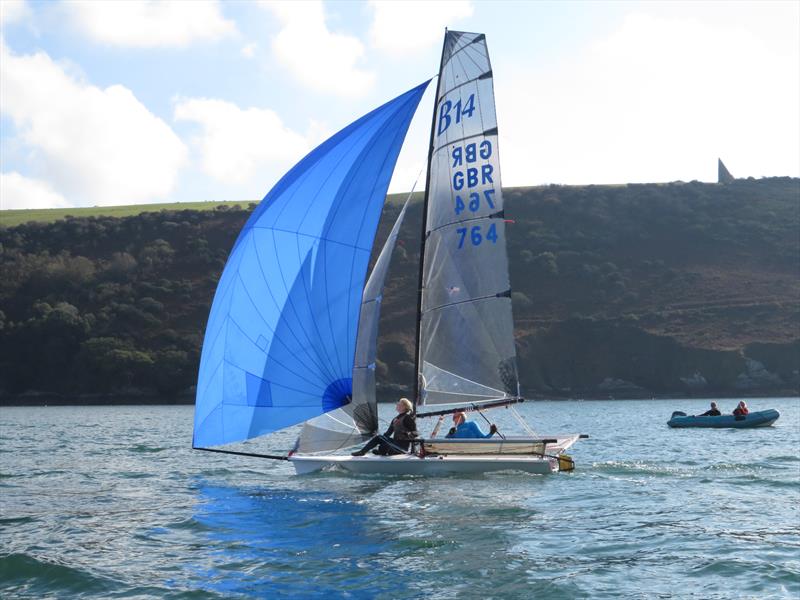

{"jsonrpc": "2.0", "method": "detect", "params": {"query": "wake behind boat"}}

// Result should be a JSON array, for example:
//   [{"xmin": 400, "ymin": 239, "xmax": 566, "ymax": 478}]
[
  {"xmin": 667, "ymin": 409, "xmax": 780, "ymax": 428},
  {"xmin": 192, "ymin": 30, "xmax": 585, "ymax": 475}
]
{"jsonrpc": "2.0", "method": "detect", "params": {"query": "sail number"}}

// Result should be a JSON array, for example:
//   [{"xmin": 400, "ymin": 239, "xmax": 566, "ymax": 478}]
[
  {"xmin": 452, "ymin": 140, "xmax": 492, "ymax": 166},
  {"xmin": 456, "ymin": 223, "xmax": 498, "ymax": 248},
  {"xmin": 452, "ymin": 139, "xmax": 493, "ymax": 191},
  {"xmin": 455, "ymin": 189, "xmax": 496, "ymax": 215},
  {"xmin": 438, "ymin": 94, "xmax": 476, "ymax": 135}
]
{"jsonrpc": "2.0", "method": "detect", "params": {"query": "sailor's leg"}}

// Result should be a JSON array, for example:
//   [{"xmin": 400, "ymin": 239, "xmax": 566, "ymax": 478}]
[
  {"xmin": 351, "ymin": 435, "xmax": 382, "ymax": 456},
  {"xmin": 385, "ymin": 440, "xmax": 410, "ymax": 456},
  {"xmin": 375, "ymin": 436, "xmax": 395, "ymax": 455}
]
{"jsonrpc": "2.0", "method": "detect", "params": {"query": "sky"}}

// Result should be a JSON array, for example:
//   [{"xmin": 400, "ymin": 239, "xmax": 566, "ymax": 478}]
[{"xmin": 0, "ymin": 0, "xmax": 798, "ymax": 210}]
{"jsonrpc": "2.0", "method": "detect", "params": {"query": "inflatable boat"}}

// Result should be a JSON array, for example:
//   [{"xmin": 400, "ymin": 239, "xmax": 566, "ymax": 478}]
[{"xmin": 667, "ymin": 409, "xmax": 780, "ymax": 428}]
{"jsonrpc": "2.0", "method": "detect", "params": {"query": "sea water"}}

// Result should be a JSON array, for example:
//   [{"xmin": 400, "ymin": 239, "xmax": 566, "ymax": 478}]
[{"xmin": 1, "ymin": 398, "xmax": 798, "ymax": 599}]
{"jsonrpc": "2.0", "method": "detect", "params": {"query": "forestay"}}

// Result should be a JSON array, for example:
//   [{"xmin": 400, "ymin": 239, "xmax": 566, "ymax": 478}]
[
  {"xmin": 295, "ymin": 198, "xmax": 412, "ymax": 453},
  {"xmin": 418, "ymin": 31, "xmax": 519, "ymax": 407},
  {"xmin": 193, "ymin": 81, "xmax": 429, "ymax": 448}
]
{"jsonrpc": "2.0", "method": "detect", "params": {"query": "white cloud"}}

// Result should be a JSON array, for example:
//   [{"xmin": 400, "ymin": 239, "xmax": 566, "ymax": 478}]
[
  {"xmin": 0, "ymin": 0, "xmax": 30, "ymax": 27},
  {"xmin": 1, "ymin": 172, "xmax": 70, "ymax": 210},
  {"xmin": 174, "ymin": 97, "xmax": 310, "ymax": 185},
  {"xmin": 260, "ymin": 0, "xmax": 375, "ymax": 97},
  {"xmin": 241, "ymin": 42, "xmax": 257, "ymax": 59},
  {"xmin": 303, "ymin": 118, "xmax": 333, "ymax": 150},
  {"xmin": 65, "ymin": 0, "xmax": 237, "ymax": 48},
  {"xmin": 0, "ymin": 41, "xmax": 188, "ymax": 207},
  {"xmin": 497, "ymin": 10, "xmax": 800, "ymax": 185},
  {"xmin": 368, "ymin": 0, "xmax": 473, "ymax": 55}
]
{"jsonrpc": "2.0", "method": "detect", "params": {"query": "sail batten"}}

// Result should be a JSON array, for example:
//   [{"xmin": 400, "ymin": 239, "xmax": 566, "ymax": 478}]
[{"xmin": 193, "ymin": 81, "xmax": 430, "ymax": 448}]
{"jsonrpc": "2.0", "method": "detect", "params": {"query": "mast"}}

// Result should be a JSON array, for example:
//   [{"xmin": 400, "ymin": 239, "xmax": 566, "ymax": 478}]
[{"xmin": 412, "ymin": 29, "xmax": 448, "ymax": 410}]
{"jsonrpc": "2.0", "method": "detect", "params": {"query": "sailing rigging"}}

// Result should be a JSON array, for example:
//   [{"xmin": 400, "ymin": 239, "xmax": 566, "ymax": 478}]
[{"xmin": 193, "ymin": 30, "xmax": 585, "ymax": 475}]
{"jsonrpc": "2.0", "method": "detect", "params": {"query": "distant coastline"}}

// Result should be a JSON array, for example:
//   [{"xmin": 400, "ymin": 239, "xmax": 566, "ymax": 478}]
[
  {"xmin": 3, "ymin": 390, "xmax": 797, "ymax": 407},
  {"xmin": 2, "ymin": 179, "xmax": 798, "ymax": 403}
]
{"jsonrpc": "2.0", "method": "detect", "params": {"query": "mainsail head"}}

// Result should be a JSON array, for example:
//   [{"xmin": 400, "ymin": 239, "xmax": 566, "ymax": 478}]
[
  {"xmin": 193, "ymin": 81, "xmax": 430, "ymax": 448},
  {"xmin": 417, "ymin": 31, "xmax": 520, "ymax": 407}
]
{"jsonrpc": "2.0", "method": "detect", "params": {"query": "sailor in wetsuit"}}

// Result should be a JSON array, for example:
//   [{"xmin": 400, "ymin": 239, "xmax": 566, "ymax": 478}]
[
  {"xmin": 699, "ymin": 401, "xmax": 721, "ymax": 416},
  {"xmin": 351, "ymin": 398, "xmax": 418, "ymax": 456},
  {"xmin": 445, "ymin": 411, "xmax": 498, "ymax": 438}
]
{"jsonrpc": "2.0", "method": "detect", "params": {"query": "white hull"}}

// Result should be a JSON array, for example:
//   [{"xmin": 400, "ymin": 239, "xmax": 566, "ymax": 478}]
[{"xmin": 290, "ymin": 453, "xmax": 558, "ymax": 476}]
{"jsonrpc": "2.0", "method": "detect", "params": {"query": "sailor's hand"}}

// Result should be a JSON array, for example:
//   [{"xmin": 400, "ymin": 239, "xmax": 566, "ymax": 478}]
[
  {"xmin": 489, "ymin": 424, "xmax": 498, "ymax": 434},
  {"xmin": 448, "ymin": 427, "xmax": 456, "ymax": 435}
]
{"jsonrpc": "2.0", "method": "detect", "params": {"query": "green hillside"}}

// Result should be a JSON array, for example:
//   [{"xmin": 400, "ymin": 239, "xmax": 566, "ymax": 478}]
[
  {"xmin": 1, "ymin": 178, "xmax": 798, "ymax": 403},
  {"xmin": 0, "ymin": 193, "xmax": 419, "ymax": 228},
  {"xmin": 0, "ymin": 200, "xmax": 249, "ymax": 228}
]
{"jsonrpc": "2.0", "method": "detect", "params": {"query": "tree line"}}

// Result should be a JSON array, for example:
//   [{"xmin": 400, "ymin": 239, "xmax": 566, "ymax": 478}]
[{"xmin": 1, "ymin": 177, "xmax": 797, "ymax": 401}]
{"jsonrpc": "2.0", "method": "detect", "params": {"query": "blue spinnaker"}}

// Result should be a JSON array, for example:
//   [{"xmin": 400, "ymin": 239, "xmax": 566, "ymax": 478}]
[{"xmin": 194, "ymin": 81, "xmax": 430, "ymax": 448}]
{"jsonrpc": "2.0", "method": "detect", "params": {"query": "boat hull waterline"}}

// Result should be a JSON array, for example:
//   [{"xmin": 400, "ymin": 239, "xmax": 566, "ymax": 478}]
[
  {"xmin": 667, "ymin": 409, "xmax": 780, "ymax": 429},
  {"xmin": 290, "ymin": 454, "xmax": 559, "ymax": 476}
]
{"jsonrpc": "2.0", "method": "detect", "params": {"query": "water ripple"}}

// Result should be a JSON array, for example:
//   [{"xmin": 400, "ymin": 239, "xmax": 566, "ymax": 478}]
[{"xmin": 0, "ymin": 400, "xmax": 797, "ymax": 599}]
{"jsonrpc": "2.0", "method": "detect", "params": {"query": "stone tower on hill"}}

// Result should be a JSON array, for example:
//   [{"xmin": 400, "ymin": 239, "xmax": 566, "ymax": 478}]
[{"xmin": 718, "ymin": 158, "xmax": 735, "ymax": 183}]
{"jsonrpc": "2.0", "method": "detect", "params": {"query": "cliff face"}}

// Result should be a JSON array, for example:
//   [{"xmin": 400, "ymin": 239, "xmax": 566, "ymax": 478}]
[{"xmin": 1, "ymin": 178, "xmax": 798, "ymax": 402}]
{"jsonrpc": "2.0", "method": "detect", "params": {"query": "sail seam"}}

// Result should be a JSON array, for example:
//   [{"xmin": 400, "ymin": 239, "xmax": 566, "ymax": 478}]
[
  {"xmin": 294, "ymin": 113, "xmax": 378, "ymax": 233},
  {"xmin": 433, "ymin": 128, "xmax": 498, "ymax": 154},
  {"xmin": 235, "ymin": 268, "xmax": 337, "ymax": 385},
  {"xmin": 436, "ymin": 71, "xmax": 492, "ymax": 104},
  {"xmin": 195, "ymin": 261, "xmax": 240, "ymax": 395},
  {"xmin": 250, "ymin": 225, "xmax": 373, "ymax": 252},
  {"xmin": 293, "ymin": 237, "xmax": 347, "ymax": 383},
  {"xmin": 195, "ymin": 354, "xmax": 224, "ymax": 409},
  {"xmin": 224, "ymin": 319, "xmax": 328, "ymax": 393},
  {"xmin": 259, "ymin": 232, "xmax": 341, "ymax": 382}
]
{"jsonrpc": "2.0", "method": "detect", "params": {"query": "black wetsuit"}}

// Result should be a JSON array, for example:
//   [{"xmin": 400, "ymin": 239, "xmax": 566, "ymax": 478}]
[
  {"xmin": 700, "ymin": 408, "xmax": 721, "ymax": 416},
  {"xmin": 356, "ymin": 412, "xmax": 418, "ymax": 455}
]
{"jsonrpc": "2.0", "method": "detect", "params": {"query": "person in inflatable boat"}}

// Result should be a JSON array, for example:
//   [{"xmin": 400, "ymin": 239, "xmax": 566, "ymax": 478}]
[
  {"xmin": 733, "ymin": 401, "xmax": 749, "ymax": 417},
  {"xmin": 699, "ymin": 401, "xmax": 721, "ymax": 416}
]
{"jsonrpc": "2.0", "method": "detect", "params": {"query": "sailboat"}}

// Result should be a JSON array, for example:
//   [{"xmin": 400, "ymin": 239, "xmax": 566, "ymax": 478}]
[{"xmin": 193, "ymin": 30, "xmax": 585, "ymax": 475}]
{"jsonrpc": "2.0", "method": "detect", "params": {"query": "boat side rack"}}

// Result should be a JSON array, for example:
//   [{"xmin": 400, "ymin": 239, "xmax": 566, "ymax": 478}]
[{"xmin": 413, "ymin": 437, "xmax": 558, "ymax": 457}]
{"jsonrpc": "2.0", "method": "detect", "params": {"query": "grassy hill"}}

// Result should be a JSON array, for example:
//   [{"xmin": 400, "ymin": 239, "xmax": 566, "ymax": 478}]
[
  {"xmin": 1, "ymin": 178, "xmax": 797, "ymax": 403},
  {"xmin": 0, "ymin": 200, "xmax": 249, "ymax": 228},
  {"xmin": 0, "ymin": 193, "xmax": 420, "ymax": 228}
]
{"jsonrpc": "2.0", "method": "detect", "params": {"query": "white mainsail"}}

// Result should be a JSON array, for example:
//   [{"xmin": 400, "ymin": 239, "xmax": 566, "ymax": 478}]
[{"xmin": 416, "ymin": 31, "xmax": 520, "ymax": 407}]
